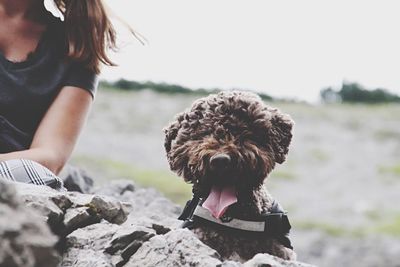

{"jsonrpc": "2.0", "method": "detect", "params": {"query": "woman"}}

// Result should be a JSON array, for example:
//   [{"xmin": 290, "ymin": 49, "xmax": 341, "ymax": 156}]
[{"xmin": 0, "ymin": 0, "xmax": 118, "ymax": 189}]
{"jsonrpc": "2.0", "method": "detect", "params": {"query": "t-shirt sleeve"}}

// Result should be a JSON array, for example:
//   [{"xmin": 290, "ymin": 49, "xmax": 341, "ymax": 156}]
[{"xmin": 63, "ymin": 62, "xmax": 98, "ymax": 99}]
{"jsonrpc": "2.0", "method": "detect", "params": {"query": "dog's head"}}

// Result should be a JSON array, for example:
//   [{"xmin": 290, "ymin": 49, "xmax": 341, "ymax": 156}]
[{"xmin": 164, "ymin": 91, "xmax": 294, "ymax": 217}]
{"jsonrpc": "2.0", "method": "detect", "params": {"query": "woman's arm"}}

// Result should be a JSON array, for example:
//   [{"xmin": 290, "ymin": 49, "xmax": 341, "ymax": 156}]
[{"xmin": 0, "ymin": 86, "xmax": 93, "ymax": 174}]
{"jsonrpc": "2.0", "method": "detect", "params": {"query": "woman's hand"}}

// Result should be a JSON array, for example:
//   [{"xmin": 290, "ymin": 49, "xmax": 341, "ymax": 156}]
[{"xmin": 0, "ymin": 87, "xmax": 93, "ymax": 175}]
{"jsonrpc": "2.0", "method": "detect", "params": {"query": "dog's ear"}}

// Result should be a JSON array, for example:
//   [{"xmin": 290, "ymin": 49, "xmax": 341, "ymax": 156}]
[
  {"xmin": 163, "ymin": 113, "xmax": 184, "ymax": 154},
  {"xmin": 269, "ymin": 110, "xmax": 294, "ymax": 164}
]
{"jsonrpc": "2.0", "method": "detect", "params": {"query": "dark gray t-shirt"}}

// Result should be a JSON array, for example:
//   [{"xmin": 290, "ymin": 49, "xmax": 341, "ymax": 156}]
[{"xmin": 0, "ymin": 20, "xmax": 98, "ymax": 153}]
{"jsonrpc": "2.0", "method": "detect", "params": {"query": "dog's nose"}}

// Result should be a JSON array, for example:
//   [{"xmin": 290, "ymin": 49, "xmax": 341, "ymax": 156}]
[{"xmin": 210, "ymin": 153, "xmax": 231, "ymax": 170}]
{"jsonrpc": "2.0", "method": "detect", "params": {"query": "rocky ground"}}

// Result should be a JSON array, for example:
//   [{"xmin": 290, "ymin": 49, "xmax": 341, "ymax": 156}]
[
  {"xmin": 71, "ymin": 88, "xmax": 400, "ymax": 267},
  {"xmin": 0, "ymin": 178, "xmax": 315, "ymax": 267}
]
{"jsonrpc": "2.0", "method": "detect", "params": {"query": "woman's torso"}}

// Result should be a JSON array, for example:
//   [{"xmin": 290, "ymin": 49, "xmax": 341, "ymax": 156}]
[{"xmin": 0, "ymin": 18, "xmax": 97, "ymax": 153}]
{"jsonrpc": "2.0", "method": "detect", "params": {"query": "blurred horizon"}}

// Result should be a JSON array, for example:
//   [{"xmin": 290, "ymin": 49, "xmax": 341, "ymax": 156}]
[
  {"xmin": 99, "ymin": 78, "xmax": 400, "ymax": 104},
  {"xmin": 102, "ymin": 0, "xmax": 400, "ymax": 103}
]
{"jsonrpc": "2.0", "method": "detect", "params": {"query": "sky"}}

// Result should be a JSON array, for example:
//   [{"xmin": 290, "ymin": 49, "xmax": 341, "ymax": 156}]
[{"xmin": 102, "ymin": 0, "xmax": 400, "ymax": 102}]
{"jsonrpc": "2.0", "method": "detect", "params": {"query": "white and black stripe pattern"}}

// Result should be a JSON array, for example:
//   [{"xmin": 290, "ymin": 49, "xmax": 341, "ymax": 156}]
[
  {"xmin": 0, "ymin": 161, "xmax": 15, "ymax": 181},
  {"xmin": 21, "ymin": 159, "xmax": 46, "ymax": 186},
  {"xmin": 0, "ymin": 159, "xmax": 64, "ymax": 190}
]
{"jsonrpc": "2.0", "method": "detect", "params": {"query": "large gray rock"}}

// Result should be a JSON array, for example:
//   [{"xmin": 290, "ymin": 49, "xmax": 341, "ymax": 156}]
[
  {"xmin": 95, "ymin": 182, "xmax": 182, "ymax": 229},
  {"xmin": 60, "ymin": 219, "xmax": 159, "ymax": 267},
  {"xmin": 60, "ymin": 222, "xmax": 120, "ymax": 267},
  {"xmin": 126, "ymin": 229, "xmax": 222, "ymax": 267},
  {"xmin": 1, "ymin": 179, "xmax": 314, "ymax": 267},
  {"xmin": 15, "ymin": 182, "xmax": 131, "ymax": 237},
  {"xmin": 0, "ymin": 180, "xmax": 60, "ymax": 267},
  {"xmin": 122, "ymin": 187, "xmax": 182, "ymax": 226}
]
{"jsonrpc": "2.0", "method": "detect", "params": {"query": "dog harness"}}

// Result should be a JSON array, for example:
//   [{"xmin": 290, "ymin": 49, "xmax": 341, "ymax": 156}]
[{"xmin": 178, "ymin": 195, "xmax": 293, "ymax": 249}]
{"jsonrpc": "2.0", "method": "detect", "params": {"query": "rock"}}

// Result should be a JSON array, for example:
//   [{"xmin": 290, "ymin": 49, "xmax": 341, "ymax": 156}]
[
  {"xmin": 61, "ymin": 249, "xmax": 114, "ymax": 267},
  {"xmin": 89, "ymin": 195, "xmax": 130, "ymax": 224},
  {"xmin": 60, "ymin": 222, "xmax": 120, "ymax": 267},
  {"xmin": 94, "ymin": 180, "xmax": 136, "ymax": 199},
  {"xmin": 14, "ymin": 183, "xmax": 130, "ymax": 237},
  {"xmin": 0, "ymin": 178, "xmax": 18, "ymax": 205},
  {"xmin": 63, "ymin": 207, "xmax": 100, "ymax": 233},
  {"xmin": 125, "ymin": 212, "xmax": 181, "ymax": 232},
  {"xmin": 105, "ymin": 226, "xmax": 156, "ymax": 255},
  {"xmin": 243, "ymin": 254, "xmax": 316, "ymax": 267},
  {"xmin": 122, "ymin": 187, "xmax": 182, "ymax": 220},
  {"xmin": 105, "ymin": 225, "xmax": 157, "ymax": 267},
  {"xmin": 61, "ymin": 165, "xmax": 94, "ymax": 193},
  {"xmin": 25, "ymin": 198, "xmax": 65, "ymax": 235},
  {"xmin": 126, "ymin": 229, "xmax": 222, "ymax": 267},
  {"xmin": 0, "ymin": 180, "xmax": 60, "ymax": 267},
  {"xmin": 1, "ymin": 178, "xmax": 314, "ymax": 267},
  {"xmin": 61, "ymin": 222, "xmax": 157, "ymax": 267},
  {"xmin": 219, "ymin": 261, "xmax": 243, "ymax": 267}
]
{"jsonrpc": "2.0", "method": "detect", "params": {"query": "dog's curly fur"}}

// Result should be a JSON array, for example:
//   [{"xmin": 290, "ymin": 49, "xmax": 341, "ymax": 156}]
[{"xmin": 164, "ymin": 91, "xmax": 295, "ymax": 262}]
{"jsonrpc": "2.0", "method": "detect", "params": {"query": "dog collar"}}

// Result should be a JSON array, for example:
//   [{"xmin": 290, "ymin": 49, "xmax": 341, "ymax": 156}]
[{"xmin": 178, "ymin": 195, "xmax": 293, "ymax": 249}]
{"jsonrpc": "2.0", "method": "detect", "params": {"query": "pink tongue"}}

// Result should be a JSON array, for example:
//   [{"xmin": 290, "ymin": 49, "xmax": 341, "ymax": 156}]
[{"xmin": 202, "ymin": 185, "xmax": 237, "ymax": 218}]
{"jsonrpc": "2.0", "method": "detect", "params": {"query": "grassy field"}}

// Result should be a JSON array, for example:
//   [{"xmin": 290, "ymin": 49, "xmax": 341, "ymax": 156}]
[{"xmin": 71, "ymin": 154, "xmax": 191, "ymax": 204}]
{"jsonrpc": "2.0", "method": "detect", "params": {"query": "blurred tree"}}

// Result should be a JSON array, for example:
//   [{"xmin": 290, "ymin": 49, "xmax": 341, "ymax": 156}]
[
  {"xmin": 258, "ymin": 93, "xmax": 273, "ymax": 101},
  {"xmin": 99, "ymin": 79, "xmax": 274, "ymax": 100},
  {"xmin": 320, "ymin": 87, "xmax": 341, "ymax": 103},
  {"xmin": 320, "ymin": 82, "xmax": 400, "ymax": 104},
  {"xmin": 114, "ymin": 79, "xmax": 142, "ymax": 90}
]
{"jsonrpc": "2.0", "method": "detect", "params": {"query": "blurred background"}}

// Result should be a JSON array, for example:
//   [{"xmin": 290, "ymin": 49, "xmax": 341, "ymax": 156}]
[{"xmin": 71, "ymin": 1, "xmax": 400, "ymax": 266}]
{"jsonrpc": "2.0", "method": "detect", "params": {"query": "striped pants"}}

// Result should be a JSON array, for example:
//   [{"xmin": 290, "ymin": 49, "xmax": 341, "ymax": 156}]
[{"xmin": 0, "ymin": 159, "xmax": 64, "ymax": 190}]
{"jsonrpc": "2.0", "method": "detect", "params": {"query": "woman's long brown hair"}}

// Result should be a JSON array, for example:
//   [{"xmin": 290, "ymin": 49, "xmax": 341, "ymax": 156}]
[{"xmin": 55, "ymin": 0, "xmax": 139, "ymax": 74}]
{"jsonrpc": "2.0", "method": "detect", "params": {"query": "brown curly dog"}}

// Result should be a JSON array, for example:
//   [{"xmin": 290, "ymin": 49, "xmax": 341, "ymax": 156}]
[{"xmin": 164, "ymin": 91, "xmax": 296, "ymax": 262}]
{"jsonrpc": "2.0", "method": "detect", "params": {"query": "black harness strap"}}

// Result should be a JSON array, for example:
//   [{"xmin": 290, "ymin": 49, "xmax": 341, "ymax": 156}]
[{"xmin": 178, "ymin": 195, "xmax": 200, "ymax": 220}]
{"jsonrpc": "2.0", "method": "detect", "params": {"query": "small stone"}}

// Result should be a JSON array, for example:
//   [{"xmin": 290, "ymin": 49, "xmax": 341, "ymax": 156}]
[
  {"xmin": 94, "ymin": 180, "xmax": 136, "ymax": 199},
  {"xmin": 89, "ymin": 195, "xmax": 130, "ymax": 224},
  {"xmin": 63, "ymin": 207, "xmax": 100, "ymax": 234},
  {"xmin": 61, "ymin": 165, "xmax": 94, "ymax": 193},
  {"xmin": 105, "ymin": 226, "xmax": 156, "ymax": 255}
]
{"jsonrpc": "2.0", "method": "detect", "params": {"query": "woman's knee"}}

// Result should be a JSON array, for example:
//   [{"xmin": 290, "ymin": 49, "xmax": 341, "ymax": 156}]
[{"xmin": 0, "ymin": 159, "xmax": 64, "ymax": 190}]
